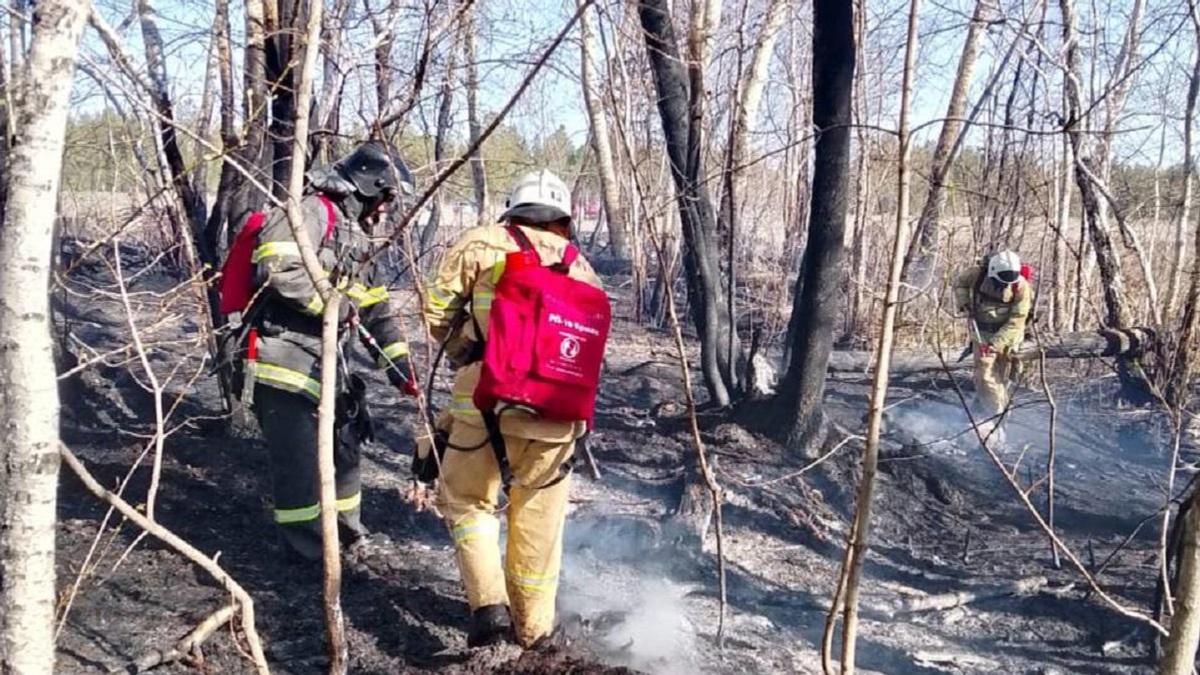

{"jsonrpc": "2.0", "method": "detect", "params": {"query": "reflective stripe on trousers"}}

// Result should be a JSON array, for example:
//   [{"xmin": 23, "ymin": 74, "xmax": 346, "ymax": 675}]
[{"xmin": 274, "ymin": 492, "xmax": 363, "ymax": 524}]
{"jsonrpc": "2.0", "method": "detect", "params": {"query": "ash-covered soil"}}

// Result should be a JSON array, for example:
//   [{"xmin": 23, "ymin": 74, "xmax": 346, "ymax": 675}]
[{"xmin": 52, "ymin": 246, "xmax": 1179, "ymax": 674}]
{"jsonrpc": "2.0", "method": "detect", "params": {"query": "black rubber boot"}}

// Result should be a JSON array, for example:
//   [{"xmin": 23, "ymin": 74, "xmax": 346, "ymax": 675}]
[{"xmin": 467, "ymin": 604, "xmax": 512, "ymax": 648}]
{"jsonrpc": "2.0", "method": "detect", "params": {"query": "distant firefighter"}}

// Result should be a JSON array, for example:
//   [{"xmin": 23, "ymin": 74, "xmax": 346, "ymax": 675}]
[{"xmin": 952, "ymin": 250, "xmax": 1034, "ymax": 430}]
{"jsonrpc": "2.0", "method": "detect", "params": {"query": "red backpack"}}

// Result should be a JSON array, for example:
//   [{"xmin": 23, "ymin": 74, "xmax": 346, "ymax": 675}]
[
  {"xmin": 218, "ymin": 194, "xmax": 337, "ymax": 314},
  {"xmin": 473, "ymin": 226, "xmax": 611, "ymax": 428}
]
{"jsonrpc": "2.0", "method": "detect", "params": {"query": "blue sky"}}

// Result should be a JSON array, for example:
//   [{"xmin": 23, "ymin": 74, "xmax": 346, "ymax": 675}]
[{"xmin": 71, "ymin": 0, "xmax": 1188, "ymax": 170}]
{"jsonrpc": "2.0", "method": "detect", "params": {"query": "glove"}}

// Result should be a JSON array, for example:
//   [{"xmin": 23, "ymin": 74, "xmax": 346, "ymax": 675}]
[
  {"xmin": 977, "ymin": 343, "xmax": 994, "ymax": 357},
  {"xmin": 386, "ymin": 364, "xmax": 420, "ymax": 397},
  {"xmin": 412, "ymin": 428, "xmax": 448, "ymax": 484}
]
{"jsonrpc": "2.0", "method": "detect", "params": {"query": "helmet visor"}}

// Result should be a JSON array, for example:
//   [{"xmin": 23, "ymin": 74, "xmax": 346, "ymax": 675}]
[{"xmin": 995, "ymin": 269, "xmax": 1020, "ymax": 283}]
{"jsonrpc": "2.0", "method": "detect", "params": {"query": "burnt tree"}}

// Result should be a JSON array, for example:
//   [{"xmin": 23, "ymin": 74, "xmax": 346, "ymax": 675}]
[
  {"xmin": 266, "ymin": 0, "xmax": 297, "ymax": 198},
  {"xmin": 767, "ymin": 0, "xmax": 855, "ymax": 452},
  {"xmin": 137, "ymin": 0, "xmax": 210, "ymax": 262},
  {"xmin": 639, "ymin": 0, "xmax": 743, "ymax": 406}
]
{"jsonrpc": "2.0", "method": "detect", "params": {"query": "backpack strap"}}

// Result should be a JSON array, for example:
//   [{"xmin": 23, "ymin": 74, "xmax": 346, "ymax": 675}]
[
  {"xmin": 315, "ymin": 193, "xmax": 337, "ymax": 241},
  {"xmin": 559, "ymin": 244, "xmax": 579, "ymax": 269},
  {"xmin": 504, "ymin": 224, "xmax": 538, "ymax": 256},
  {"xmin": 504, "ymin": 224, "xmax": 578, "ymax": 273}
]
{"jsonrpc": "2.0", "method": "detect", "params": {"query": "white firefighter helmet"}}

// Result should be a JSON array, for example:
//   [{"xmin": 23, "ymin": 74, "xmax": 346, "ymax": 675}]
[
  {"xmin": 988, "ymin": 249, "xmax": 1022, "ymax": 284},
  {"xmin": 498, "ymin": 170, "xmax": 572, "ymax": 224}
]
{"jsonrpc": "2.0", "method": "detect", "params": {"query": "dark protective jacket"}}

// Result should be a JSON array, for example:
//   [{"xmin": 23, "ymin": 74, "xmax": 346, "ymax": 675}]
[{"xmin": 247, "ymin": 192, "xmax": 410, "ymax": 401}]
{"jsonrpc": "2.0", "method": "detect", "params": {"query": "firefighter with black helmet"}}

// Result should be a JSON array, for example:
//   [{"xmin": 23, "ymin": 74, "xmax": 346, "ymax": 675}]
[{"xmin": 243, "ymin": 140, "xmax": 417, "ymax": 561}]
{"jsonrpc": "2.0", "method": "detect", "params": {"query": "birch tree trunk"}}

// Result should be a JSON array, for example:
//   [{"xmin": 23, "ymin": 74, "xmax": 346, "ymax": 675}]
[
  {"xmin": 902, "ymin": 0, "xmax": 991, "ymax": 287},
  {"xmin": 579, "ymin": 0, "xmax": 630, "ymax": 261},
  {"xmin": 1059, "ymin": 0, "xmax": 1133, "ymax": 331},
  {"xmin": 1162, "ymin": 494, "xmax": 1200, "ymax": 674},
  {"xmin": 0, "ymin": 1, "xmax": 88, "ymax": 672},
  {"xmin": 719, "ymin": 0, "xmax": 788, "ymax": 246},
  {"xmin": 464, "ymin": 2, "xmax": 488, "ymax": 225},
  {"xmin": 834, "ymin": 2, "xmax": 918, "ymax": 671},
  {"xmin": 1167, "ymin": 20, "xmax": 1199, "ymax": 319},
  {"xmin": 1054, "ymin": 130, "xmax": 1073, "ymax": 332}
]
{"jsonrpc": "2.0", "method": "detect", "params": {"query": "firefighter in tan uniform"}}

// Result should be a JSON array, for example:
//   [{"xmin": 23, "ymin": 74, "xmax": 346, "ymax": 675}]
[
  {"xmin": 245, "ymin": 141, "xmax": 417, "ymax": 561},
  {"xmin": 953, "ymin": 250, "xmax": 1034, "ymax": 422},
  {"xmin": 422, "ymin": 170, "xmax": 603, "ymax": 648}
]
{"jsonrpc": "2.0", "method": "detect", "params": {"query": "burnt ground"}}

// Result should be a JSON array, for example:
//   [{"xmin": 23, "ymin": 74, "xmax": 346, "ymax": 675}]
[{"xmin": 50, "ymin": 247, "xmax": 1182, "ymax": 674}]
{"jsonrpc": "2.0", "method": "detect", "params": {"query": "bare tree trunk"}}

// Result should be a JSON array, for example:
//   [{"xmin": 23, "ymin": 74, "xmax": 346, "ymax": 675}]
[
  {"xmin": 280, "ymin": 1, "xmax": 346, "ymax": 669},
  {"xmin": 1162, "ymin": 494, "xmax": 1200, "ymax": 674},
  {"xmin": 1059, "ymin": 0, "xmax": 1132, "ymax": 331},
  {"xmin": 464, "ymin": 2, "xmax": 487, "ymax": 225},
  {"xmin": 365, "ymin": 0, "xmax": 397, "ymax": 117},
  {"xmin": 579, "ymin": 0, "xmax": 630, "ymax": 261},
  {"xmin": 1167, "ymin": 25, "xmax": 1199, "ymax": 320},
  {"xmin": 902, "ymin": 0, "xmax": 991, "ymax": 286},
  {"xmin": 639, "ymin": 0, "xmax": 743, "ymax": 405},
  {"xmin": 1053, "ymin": 131, "xmax": 1073, "ymax": 332},
  {"xmin": 0, "ymin": 12, "xmax": 11, "ymax": 226},
  {"xmin": 137, "ymin": 0, "xmax": 210, "ymax": 261},
  {"xmin": 419, "ymin": 31, "xmax": 461, "ymax": 251},
  {"xmin": 1168, "ymin": 5, "xmax": 1200, "ymax": 405},
  {"xmin": 768, "ymin": 0, "xmax": 854, "ymax": 453},
  {"xmin": 191, "ymin": 27, "xmax": 218, "ymax": 204},
  {"xmin": 267, "ymin": 0, "xmax": 299, "ymax": 198},
  {"xmin": 0, "ymin": 1, "xmax": 88, "ymax": 672},
  {"xmin": 312, "ymin": 0, "xmax": 350, "ymax": 162},
  {"xmin": 720, "ymin": 0, "xmax": 787, "ymax": 235},
  {"xmin": 834, "ymin": 2, "xmax": 918, "ymax": 671},
  {"xmin": 229, "ymin": 0, "xmax": 272, "ymax": 227}
]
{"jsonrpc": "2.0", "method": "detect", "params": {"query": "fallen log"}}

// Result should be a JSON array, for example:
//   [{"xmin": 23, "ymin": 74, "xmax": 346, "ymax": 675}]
[
  {"xmin": 828, "ymin": 327, "xmax": 1155, "ymax": 375},
  {"xmin": 891, "ymin": 575, "xmax": 1048, "ymax": 615}
]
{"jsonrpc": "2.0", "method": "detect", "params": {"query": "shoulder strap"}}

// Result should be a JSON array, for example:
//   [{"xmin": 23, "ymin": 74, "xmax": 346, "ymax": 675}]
[
  {"xmin": 505, "ymin": 224, "xmax": 536, "ymax": 253},
  {"xmin": 560, "ymin": 244, "xmax": 579, "ymax": 269},
  {"xmin": 316, "ymin": 193, "xmax": 337, "ymax": 241},
  {"xmin": 505, "ymin": 224, "xmax": 579, "ymax": 272}
]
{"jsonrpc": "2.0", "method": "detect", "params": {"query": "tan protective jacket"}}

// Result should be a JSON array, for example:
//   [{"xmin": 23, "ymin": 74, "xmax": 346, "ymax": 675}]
[
  {"xmin": 424, "ymin": 224, "xmax": 603, "ymax": 443},
  {"xmin": 952, "ymin": 264, "xmax": 1034, "ymax": 352}
]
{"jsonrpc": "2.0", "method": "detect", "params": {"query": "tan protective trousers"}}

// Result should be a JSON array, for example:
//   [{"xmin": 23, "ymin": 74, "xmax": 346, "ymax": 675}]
[
  {"xmin": 437, "ymin": 423, "xmax": 574, "ymax": 646},
  {"xmin": 973, "ymin": 347, "xmax": 1017, "ymax": 417}
]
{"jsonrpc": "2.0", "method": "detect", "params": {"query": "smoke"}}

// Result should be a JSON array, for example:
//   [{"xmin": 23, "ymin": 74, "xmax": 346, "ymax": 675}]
[
  {"xmin": 558, "ymin": 515, "xmax": 700, "ymax": 674},
  {"xmin": 886, "ymin": 397, "xmax": 974, "ymax": 453}
]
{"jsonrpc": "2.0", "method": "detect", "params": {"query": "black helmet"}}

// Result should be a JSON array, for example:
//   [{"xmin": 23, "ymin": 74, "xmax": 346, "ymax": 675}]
[{"xmin": 333, "ymin": 140, "xmax": 414, "ymax": 201}]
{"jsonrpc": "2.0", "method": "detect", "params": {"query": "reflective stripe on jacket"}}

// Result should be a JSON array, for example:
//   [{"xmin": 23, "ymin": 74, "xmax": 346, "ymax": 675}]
[{"xmin": 248, "ymin": 193, "xmax": 410, "ymax": 401}]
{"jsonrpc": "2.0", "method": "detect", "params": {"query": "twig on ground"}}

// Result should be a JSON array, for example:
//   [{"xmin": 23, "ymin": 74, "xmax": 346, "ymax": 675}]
[
  {"xmin": 119, "ymin": 603, "xmax": 237, "ymax": 673},
  {"xmin": 936, "ymin": 352, "xmax": 1168, "ymax": 636},
  {"xmin": 728, "ymin": 434, "xmax": 862, "ymax": 488},
  {"xmin": 112, "ymin": 239, "xmax": 166, "ymax": 520},
  {"xmin": 60, "ymin": 445, "xmax": 269, "ymax": 674}
]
